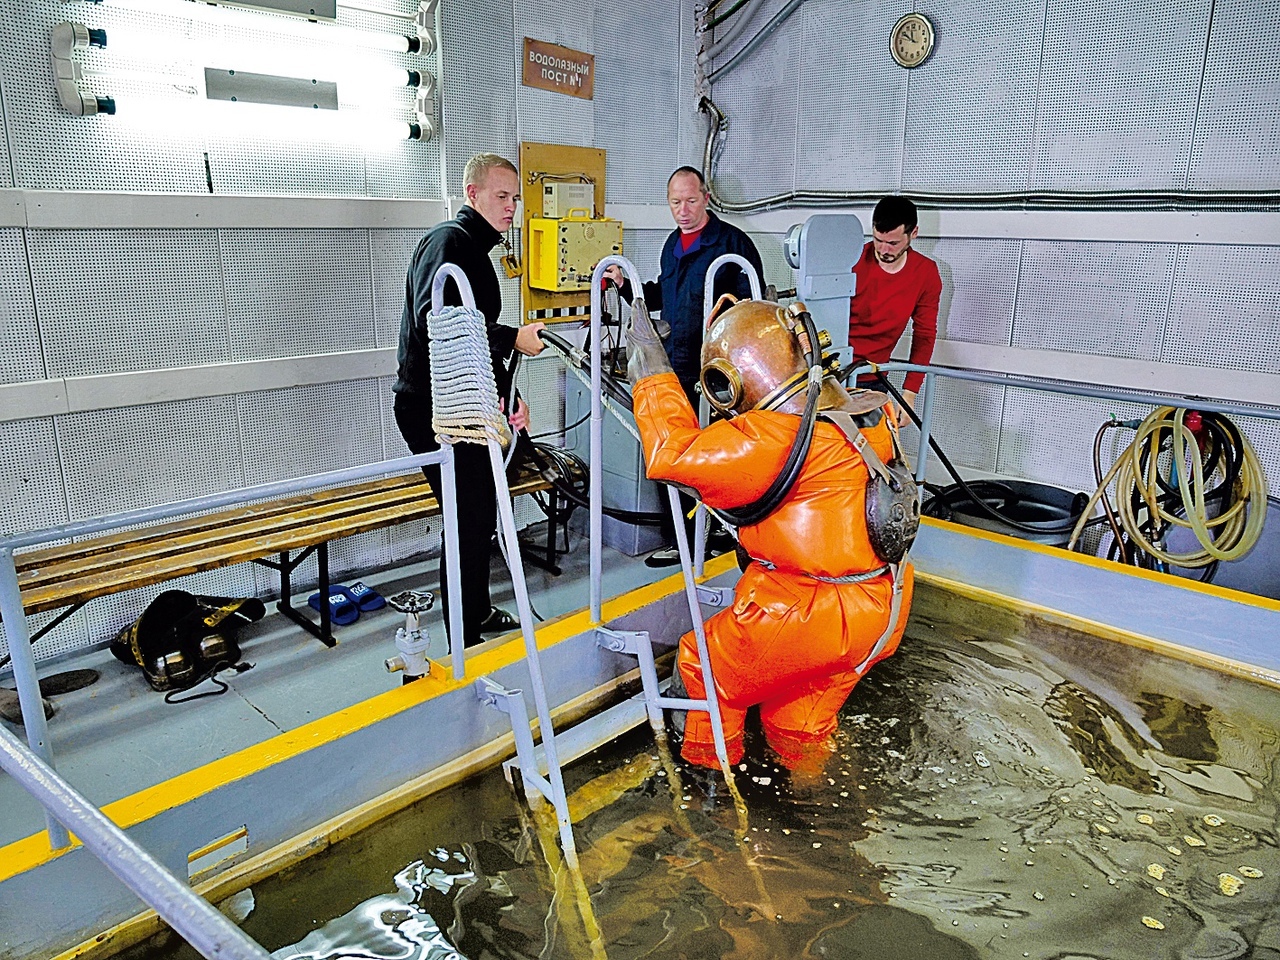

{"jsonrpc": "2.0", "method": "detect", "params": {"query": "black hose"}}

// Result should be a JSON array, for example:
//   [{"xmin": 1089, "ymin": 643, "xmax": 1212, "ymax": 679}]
[{"xmin": 854, "ymin": 369, "xmax": 1087, "ymax": 536}]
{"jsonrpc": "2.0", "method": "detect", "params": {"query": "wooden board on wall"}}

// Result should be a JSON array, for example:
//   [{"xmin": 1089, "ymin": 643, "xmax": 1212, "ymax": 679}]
[{"xmin": 518, "ymin": 141, "xmax": 607, "ymax": 323}]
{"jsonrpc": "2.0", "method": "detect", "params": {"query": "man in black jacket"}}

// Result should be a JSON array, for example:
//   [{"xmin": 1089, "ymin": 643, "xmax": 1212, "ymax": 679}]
[{"xmin": 393, "ymin": 153, "xmax": 545, "ymax": 647}]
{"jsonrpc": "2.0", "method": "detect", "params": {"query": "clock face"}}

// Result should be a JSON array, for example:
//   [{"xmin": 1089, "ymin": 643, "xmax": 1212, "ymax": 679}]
[{"xmin": 891, "ymin": 13, "xmax": 935, "ymax": 68}]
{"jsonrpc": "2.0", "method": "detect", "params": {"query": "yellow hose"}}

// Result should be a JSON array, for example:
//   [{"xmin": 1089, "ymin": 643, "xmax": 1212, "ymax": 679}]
[{"xmin": 1068, "ymin": 407, "xmax": 1268, "ymax": 568}]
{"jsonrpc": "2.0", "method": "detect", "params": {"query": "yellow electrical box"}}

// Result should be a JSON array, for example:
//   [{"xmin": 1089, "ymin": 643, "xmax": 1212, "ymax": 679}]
[{"xmin": 528, "ymin": 210, "xmax": 623, "ymax": 292}]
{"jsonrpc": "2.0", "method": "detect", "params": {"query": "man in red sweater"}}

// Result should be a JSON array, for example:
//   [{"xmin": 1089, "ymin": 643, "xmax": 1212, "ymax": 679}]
[{"xmin": 849, "ymin": 196, "xmax": 942, "ymax": 425}]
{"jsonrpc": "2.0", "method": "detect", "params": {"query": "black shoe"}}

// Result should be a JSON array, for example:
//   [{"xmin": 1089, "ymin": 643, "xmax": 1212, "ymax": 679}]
[
  {"xmin": 477, "ymin": 606, "xmax": 519, "ymax": 634},
  {"xmin": 644, "ymin": 547, "xmax": 682, "ymax": 568},
  {"xmin": 706, "ymin": 530, "xmax": 735, "ymax": 555}
]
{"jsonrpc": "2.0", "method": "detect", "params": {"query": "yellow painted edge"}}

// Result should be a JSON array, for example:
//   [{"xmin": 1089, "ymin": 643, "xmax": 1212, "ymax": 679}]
[
  {"xmin": 185, "ymin": 826, "xmax": 247, "ymax": 865},
  {"xmin": 48, "ymin": 665, "xmax": 648, "ymax": 960},
  {"xmin": 920, "ymin": 516, "xmax": 1280, "ymax": 614},
  {"xmin": 916, "ymin": 569, "xmax": 1280, "ymax": 690},
  {"xmin": 0, "ymin": 553, "xmax": 735, "ymax": 884}
]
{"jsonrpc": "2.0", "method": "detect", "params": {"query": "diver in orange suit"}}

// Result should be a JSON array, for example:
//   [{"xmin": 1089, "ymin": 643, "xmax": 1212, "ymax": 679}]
[{"xmin": 626, "ymin": 296, "xmax": 919, "ymax": 771}]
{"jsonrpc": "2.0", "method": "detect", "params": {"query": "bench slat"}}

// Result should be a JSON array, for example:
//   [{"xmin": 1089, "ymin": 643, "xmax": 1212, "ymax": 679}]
[
  {"xmin": 16, "ymin": 474, "xmax": 427, "ymax": 571},
  {"xmin": 18, "ymin": 483, "xmax": 434, "ymax": 592},
  {"xmin": 19, "ymin": 475, "xmax": 552, "ymax": 615}
]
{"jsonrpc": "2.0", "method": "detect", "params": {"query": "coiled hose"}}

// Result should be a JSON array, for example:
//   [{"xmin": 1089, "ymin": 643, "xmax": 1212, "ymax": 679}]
[{"xmin": 1067, "ymin": 407, "xmax": 1267, "ymax": 568}]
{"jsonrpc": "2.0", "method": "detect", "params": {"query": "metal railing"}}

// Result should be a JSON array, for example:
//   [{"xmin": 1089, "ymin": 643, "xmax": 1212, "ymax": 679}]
[
  {"xmin": 849, "ymin": 361, "xmax": 1280, "ymax": 485},
  {"xmin": 0, "ymin": 449, "xmax": 463, "ymax": 849},
  {"xmin": 0, "ymin": 722, "xmax": 273, "ymax": 959}
]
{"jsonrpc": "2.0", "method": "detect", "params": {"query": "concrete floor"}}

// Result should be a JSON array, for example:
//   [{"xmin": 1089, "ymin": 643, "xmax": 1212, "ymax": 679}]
[{"xmin": 0, "ymin": 526, "xmax": 674, "ymax": 847}]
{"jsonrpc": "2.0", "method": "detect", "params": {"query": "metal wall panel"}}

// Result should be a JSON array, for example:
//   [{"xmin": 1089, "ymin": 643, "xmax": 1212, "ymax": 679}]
[
  {"xmin": 793, "ymin": 0, "xmax": 908, "ymax": 193},
  {"xmin": 1012, "ymin": 241, "xmax": 1175, "ymax": 360},
  {"xmin": 371, "ymin": 227, "xmax": 423, "ymax": 349},
  {"xmin": 1033, "ymin": 0, "xmax": 1211, "ymax": 189},
  {"xmin": 1163, "ymin": 244, "xmax": 1280, "ymax": 376},
  {"xmin": 1238, "ymin": 416, "xmax": 1280, "ymax": 500},
  {"xmin": 440, "ymin": 0, "xmax": 517, "ymax": 198},
  {"xmin": 0, "ymin": 68, "xmax": 13, "ymax": 188},
  {"xmin": 237, "ymin": 379, "xmax": 383, "ymax": 485},
  {"xmin": 747, "ymin": 230, "xmax": 792, "ymax": 293},
  {"xmin": 0, "ymin": 417, "xmax": 68, "ymax": 537},
  {"xmin": 620, "ymin": 229, "xmax": 668, "ymax": 287},
  {"xmin": 903, "ymin": 0, "xmax": 1043, "ymax": 192},
  {"xmin": 915, "ymin": 237, "xmax": 1018, "ymax": 346},
  {"xmin": 221, "ymin": 228, "xmax": 375, "ymax": 361},
  {"xmin": 709, "ymin": 0, "xmax": 804, "ymax": 201},
  {"xmin": 56, "ymin": 396, "xmax": 245, "ymax": 520},
  {"xmin": 1189, "ymin": 0, "xmax": 1280, "ymax": 189},
  {"xmin": 911, "ymin": 379, "xmax": 1006, "ymax": 477},
  {"xmin": 239, "ymin": 378, "xmax": 390, "ymax": 591},
  {"xmin": 0, "ymin": 607, "xmax": 89, "ymax": 666},
  {"xmin": 677, "ymin": 0, "xmax": 707, "ymax": 171},
  {"xmin": 0, "ymin": 230, "xmax": 42, "ymax": 384},
  {"xmin": 514, "ymin": 2, "xmax": 594, "ymax": 148},
  {"xmin": 594, "ymin": 0, "xmax": 681, "ymax": 203},
  {"xmin": 995, "ymin": 387, "xmax": 1150, "ymax": 494},
  {"xmin": 28, "ymin": 229, "xmax": 229, "ymax": 378}
]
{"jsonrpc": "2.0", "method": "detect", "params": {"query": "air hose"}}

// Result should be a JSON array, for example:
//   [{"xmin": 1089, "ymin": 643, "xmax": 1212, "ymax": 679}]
[
  {"xmin": 1067, "ymin": 407, "xmax": 1267, "ymax": 568},
  {"xmin": 854, "ymin": 369, "xmax": 1093, "ymax": 538}
]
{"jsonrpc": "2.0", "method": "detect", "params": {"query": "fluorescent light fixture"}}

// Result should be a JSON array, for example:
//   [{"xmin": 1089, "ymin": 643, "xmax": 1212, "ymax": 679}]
[
  {"xmin": 100, "ymin": 0, "xmax": 422, "ymax": 54},
  {"xmin": 120, "ymin": 93, "xmax": 421, "ymax": 143}
]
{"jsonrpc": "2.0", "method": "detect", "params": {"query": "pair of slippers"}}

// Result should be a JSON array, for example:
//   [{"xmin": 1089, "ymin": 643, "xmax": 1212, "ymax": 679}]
[{"xmin": 307, "ymin": 581, "xmax": 386, "ymax": 626}]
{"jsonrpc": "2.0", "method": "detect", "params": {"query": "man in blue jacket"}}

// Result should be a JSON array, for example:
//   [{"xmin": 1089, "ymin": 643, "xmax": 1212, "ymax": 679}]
[{"xmin": 609, "ymin": 166, "xmax": 765, "ymax": 565}]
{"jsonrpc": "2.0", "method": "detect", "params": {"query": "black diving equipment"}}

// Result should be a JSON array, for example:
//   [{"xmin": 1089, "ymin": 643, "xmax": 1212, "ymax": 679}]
[{"xmin": 110, "ymin": 591, "xmax": 265, "ymax": 700}]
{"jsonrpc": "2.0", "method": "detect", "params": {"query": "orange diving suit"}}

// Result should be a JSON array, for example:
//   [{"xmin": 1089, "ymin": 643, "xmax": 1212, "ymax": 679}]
[{"xmin": 628, "ymin": 298, "xmax": 916, "ymax": 770}]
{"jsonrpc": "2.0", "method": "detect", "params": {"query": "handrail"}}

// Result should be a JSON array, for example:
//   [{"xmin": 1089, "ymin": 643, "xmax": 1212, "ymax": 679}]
[
  {"xmin": 0, "ymin": 449, "xmax": 455, "ymax": 848},
  {"xmin": 0, "ymin": 722, "xmax": 272, "ymax": 960},
  {"xmin": 848, "ymin": 360, "xmax": 1280, "ymax": 485}
]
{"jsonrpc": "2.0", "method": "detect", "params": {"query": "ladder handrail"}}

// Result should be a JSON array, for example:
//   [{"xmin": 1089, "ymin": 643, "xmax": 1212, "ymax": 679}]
[{"xmin": 0, "ymin": 722, "xmax": 272, "ymax": 960}]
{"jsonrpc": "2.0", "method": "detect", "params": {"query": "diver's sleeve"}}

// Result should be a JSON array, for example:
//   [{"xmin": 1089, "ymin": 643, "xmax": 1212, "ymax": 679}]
[{"xmin": 631, "ymin": 373, "xmax": 792, "ymax": 510}]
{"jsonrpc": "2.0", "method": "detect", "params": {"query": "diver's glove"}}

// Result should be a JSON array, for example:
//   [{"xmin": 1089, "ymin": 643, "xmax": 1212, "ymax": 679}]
[{"xmin": 626, "ymin": 298, "xmax": 673, "ymax": 385}]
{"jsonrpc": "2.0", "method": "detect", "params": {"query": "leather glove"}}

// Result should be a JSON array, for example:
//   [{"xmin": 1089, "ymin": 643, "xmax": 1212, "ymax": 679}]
[{"xmin": 626, "ymin": 298, "xmax": 673, "ymax": 385}]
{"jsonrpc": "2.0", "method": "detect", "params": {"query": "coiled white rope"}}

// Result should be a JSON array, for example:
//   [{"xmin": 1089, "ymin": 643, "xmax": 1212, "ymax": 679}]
[{"xmin": 427, "ymin": 305, "xmax": 512, "ymax": 449}]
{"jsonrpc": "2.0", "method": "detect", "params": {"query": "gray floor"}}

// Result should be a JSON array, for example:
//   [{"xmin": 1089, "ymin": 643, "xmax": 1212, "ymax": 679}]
[{"xmin": 0, "ymin": 527, "xmax": 675, "ymax": 847}]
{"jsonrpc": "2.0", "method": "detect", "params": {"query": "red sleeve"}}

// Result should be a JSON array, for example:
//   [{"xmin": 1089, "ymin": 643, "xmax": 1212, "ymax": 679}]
[
  {"xmin": 903, "ymin": 259, "xmax": 942, "ymax": 394},
  {"xmin": 631, "ymin": 373, "xmax": 791, "ymax": 509}
]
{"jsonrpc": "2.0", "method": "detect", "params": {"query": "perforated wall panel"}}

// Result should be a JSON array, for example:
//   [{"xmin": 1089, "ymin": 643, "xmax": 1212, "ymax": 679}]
[
  {"xmin": 0, "ymin": 230, "xmax": 41, "ymax": 384},
  {"xmin": 515, "ymin": 3, "xmax": 594, "ymax": 147},
  {"xmin": 915, "ymin": 238, "xmax": 1018, "ymax": 346},
  {"xmin": 1237, "ymin": 416, "xmax": 1280, "ymax": 500},
  {"xmin": 221, "ymin": 229, "xmax": 375, "ymax": 361},
  {"xmin": 28, "ymin": 229, "xmax": 228, "ymax": 378},
  {"xmin": 1189, "ymin": 0, "xmax": 1280, "ymax": 189},
  {"xmin": 620, "ymin": 229, "xmax": 667, "ymax": 288},
  {"xmin": 709, "ymin": 0, "xmax": 804, "ymax": 201},
  {"xmin": 57, "ymin": 396, "xmax": 244, "ymax": 520},
  {"xmin": 594, "ymin": 1, "xmax": 681, "ymax": 202},
  {"xmin": 1163, "ymin": 244, "xmax": 1280, "ymax": 376},
  {"xmin": 0, "ymin": 76, "xmax": 12, "ymax": 188},
  {"xmin": 0, "ymin": 418, "xmax": 68, "ymax": 537},
  {"xmin": 911, "ymin": 378, "xmax": 1006, "ymax": 478},
  {"xmin": 0, "ymin": 608, "xmax": 89, "ymax": 666},
  {"xmin": 237, "ymin": 379, "xmax": 382, "ymax": 484},
  {"xmin": 792, "ymin": 0, "xmax": 907, "ymax": 193},
  {"xmin": 1034, "ymin": 0, "xmax": 1210, "ymax": 189},
  {"xmin": 440, "ymin": 0, "xmax": 517, "ymax": 197},
  {"xmin": 372, "ymin": 227, "xmax": 424, "ymax": 349},
  {"xmin": 747, "ymin": 231, "xmax": 791, "ymax": 293},
  {"xmin": 902, "ymin": 0, "xmax": 1041, "ymax": 192},
  {"xmin": 1012, "ymin": 241, "xmax": 1175, "ymax": 360},
  {"xmin": 677, "ymin": 0, "xmax": 707, "ymax": 169},
  {"xmin": 996, "ymin": 387, "xmax": 1149, "ymax": 493}
]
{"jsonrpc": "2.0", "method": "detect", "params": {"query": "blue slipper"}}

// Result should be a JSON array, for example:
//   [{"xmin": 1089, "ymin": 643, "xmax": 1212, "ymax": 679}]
[
  {"xmin": 308, "ymin": 589, "xmax": 360, "ymax": 626},
  {"xmin": 342, "ymin": 581, "xmax": 386, "ymax": 612}
]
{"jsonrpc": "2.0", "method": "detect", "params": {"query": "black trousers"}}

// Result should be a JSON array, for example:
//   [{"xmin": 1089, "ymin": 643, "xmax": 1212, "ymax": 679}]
[
  {"xmin": 394, "ymin": 392, "xmax": 497, "ymax": 648},
  {"xmin": 658, "ymin": 377, "xmax": 707, "ymax": 545}
]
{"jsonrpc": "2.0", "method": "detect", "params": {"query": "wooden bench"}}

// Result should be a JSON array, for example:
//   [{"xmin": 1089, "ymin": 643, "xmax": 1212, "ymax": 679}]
[{"xmin": 10, "ymin": 466, "xmax": 559, "ymax": 650}]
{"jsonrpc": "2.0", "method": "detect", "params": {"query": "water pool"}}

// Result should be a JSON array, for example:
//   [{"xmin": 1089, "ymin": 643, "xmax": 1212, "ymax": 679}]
[{"xmin": 122, "ymin": 586, "xmax": 1280, "ymax": 960}]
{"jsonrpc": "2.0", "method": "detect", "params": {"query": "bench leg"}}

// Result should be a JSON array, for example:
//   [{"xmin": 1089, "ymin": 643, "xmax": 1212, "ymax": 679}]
[{"xmin": 263, "ymin": 544, "xmax": 336, "ymax": 648}]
